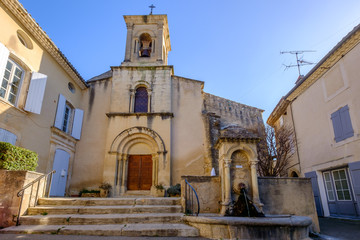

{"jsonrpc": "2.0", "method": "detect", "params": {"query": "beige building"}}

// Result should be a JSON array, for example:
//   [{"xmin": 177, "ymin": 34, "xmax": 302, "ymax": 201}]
[
  {"xmin": 0, "ymin": 0, "xmax": 264, "ymax": 198},
  {"xmin": 268, "ymin": 24, "xmax": 360, "ymax": 218}
]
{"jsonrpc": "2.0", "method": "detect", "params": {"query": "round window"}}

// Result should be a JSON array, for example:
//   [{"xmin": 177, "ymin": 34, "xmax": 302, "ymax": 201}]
[
  {"xmin": 16, "ymin": 30, "xmax": 33, "ymax": 49},
  {"xmin": 68, "ymin": 82, "xmax": 76, "ymax": 93}
]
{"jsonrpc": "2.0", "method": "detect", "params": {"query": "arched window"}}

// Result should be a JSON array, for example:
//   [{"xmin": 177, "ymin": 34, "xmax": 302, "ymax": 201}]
[
  {"xmin": 134, "ymin": 87, "xmax": 148, "ymax": 112},
  {"xmin": 139, "ymin": 33, "xmax": 152, "ymax": 57}
]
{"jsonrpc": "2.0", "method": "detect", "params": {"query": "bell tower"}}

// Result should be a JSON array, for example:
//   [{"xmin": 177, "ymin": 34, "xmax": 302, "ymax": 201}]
[{"xmin": 122, "ymin": 15, "xmax": 171, "ymax": 66}]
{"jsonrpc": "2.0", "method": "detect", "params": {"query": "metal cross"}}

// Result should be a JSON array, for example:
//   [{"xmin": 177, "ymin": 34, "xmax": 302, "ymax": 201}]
[{"xmin": 149, "ymin": 4, "xmax": 155, "ymax": 15}]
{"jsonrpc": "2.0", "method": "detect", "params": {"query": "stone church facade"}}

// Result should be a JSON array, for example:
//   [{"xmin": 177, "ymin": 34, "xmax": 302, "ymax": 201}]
[{"xmin": 69, "ymin": 14, "xmax": 264, "ymax": 196}]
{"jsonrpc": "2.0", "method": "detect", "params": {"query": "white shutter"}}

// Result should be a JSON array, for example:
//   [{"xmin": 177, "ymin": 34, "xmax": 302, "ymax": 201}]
[
  {"xmin": 54, "ymin": 94, "xmax": 66, "ymax": 129},
  {"xmin": 0, "ymin": 42, "xmax": 10, "ymax": 81},
  {"xmin": 0, "ymin": 128, "xmax": 17, "ymax": 145},
  {"xmin": 71, "ymin": 108, "xmax": 84, "ymax": 140},
  {"xmin": 24, "ymin": 72, "xmax": 47, "ymax": 114}
]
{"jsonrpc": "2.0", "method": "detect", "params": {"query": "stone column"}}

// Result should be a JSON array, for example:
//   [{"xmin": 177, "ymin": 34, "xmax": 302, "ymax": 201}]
[
  {"xmin": 156, "ymin": 24, "xmax": 163, "ymax": 62},
  {"xmin": 147, "ymin": 89, "xmax": 152, "ymax": 112},
  {"xmin": 124, "ymin": 23, "xmax": 133, "ymax": 62},
  {"xmin": 129, "ymin": 90, "xmax": 135, "ymax": 112},
  {"xmin": 221, "ymin": 158, "xmax": 232, "ymax": 215},
  {"xmin": 250, "ymin": 160, "xmax": 262, "ymax": 209},
  {"xmin": 121, "ymin": 155, "xmax": 128, "ymax": 193}
]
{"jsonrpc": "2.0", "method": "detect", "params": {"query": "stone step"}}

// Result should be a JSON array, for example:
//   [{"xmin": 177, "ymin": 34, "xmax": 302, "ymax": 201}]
[
  {"xmin": 37, "ymin": 197, "xmax": 181, "ymax": 206},
  {"xmin": 27, "ymin": 205, "xmax": 182, "ymax": 215},
  {"xmin": 20, "ymin": 213, "xmax": 184, "ymax": 225},
  {"xmin": 0, "ymin": 223, "xmax": 199, "ymax": 237}
]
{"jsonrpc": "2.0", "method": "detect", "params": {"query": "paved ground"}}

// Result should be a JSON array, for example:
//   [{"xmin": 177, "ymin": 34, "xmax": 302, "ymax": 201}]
[
  {"xmin": 313, "ymin": 217, "xmax": 360, "ymax": 240},
  {"xmin": 0, "ymin": 235, "xmax": 209, "ymax": 240}
]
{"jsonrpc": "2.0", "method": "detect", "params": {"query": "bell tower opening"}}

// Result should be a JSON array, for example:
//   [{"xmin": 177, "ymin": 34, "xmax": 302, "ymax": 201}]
[{"xmin": 139, "ymin": 33, "xmax": 152, "ymax": 57}]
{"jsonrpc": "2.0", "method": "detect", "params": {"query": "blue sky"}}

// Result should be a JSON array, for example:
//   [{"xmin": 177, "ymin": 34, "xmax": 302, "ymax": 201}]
[{"xmin": 20, "ymin": 0, "xmax": 360, "ymax": 121}]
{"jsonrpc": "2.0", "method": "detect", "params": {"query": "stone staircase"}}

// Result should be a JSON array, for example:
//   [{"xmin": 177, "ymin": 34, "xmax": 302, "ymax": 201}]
[{"xmin": 1, "ymin": 197, "xmax": 200, "ymax": 237}]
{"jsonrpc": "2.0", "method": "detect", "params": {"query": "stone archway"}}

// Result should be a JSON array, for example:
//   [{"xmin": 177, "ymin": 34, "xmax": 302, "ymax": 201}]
[{"xmin": 107, "ymin": 127, "xmax": 167, "ymax": 196}]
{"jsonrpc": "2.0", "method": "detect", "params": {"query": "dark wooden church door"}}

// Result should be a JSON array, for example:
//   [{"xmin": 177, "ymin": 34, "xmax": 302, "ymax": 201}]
[{"xmin": 127, "ymin": 155, "xmax": 152, "ymax": 190}]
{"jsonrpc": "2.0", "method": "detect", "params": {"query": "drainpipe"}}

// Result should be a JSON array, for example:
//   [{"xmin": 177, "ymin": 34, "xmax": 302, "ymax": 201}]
[{"xmin": 290, "ymin": 102, "xmax": 302, "ymax": 174}]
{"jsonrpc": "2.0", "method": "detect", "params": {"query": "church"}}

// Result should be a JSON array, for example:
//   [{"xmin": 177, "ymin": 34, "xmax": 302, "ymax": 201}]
[
  {"xmin": 0, "ymin": 0, "xmax": 264, "ymax": 198},
  {"xmin": 69, "ymin": 14, "xmax": 265, "ymax": 196}
]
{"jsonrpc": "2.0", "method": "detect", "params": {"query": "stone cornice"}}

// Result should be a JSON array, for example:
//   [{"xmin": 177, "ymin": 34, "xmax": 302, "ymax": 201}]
[
  {"xmin": 214, "ymin": 138, "xmax": 259, "ymax": 150},
  {"xmin": 266, "ymin": 98, "xmax": 290, "ymax": 126},
  {"xmin": 1, "ymin": 0, "xmax": 87, "ymax": 89},
  {"xmin": 106, "ymin": 112, "xmax": 174, "ymax": 118}
]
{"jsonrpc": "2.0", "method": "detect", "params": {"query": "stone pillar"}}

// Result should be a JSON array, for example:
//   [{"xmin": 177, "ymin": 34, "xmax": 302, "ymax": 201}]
[
  {"xmin": 156, "ymin": 24, "xmax": 163, "ymax": 62},
  {"xmin": 129, "ymin": 90, "xmax": 135, "ymax": 112},
  {"xmin": 124, "ymin": 23, "xmax": 133, "ymax": 62},
  {"xmin": 221, "ymin": 158, "xmax": 232, "ymax": 215},
  {"xmin": 121, "ymin": 154, "xmax": 128, "ymax": 193},
  {"xmin": 250, "ymin": 160, "xmax": 262, "ymax": 210},
  {"xmin": 147, "ymin": 89, "xmax": 152, "ymax": 112}
]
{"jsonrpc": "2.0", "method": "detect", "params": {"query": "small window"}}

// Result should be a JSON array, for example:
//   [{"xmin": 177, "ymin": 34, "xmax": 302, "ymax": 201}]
[
  {"xmin": 134, "ymin": 87, "xmax": 148, "ymax": 112},
  {"xmin": 17, "ymin": 30, "xmax": 33, "ymax": 49},
  {"xmin": 332, "ymin": 169, "xmax": 351, "ymax": 201},
  {"xmin": 68, "ymin": 82, "xmax": 75, "ymax": 93},
  {"xmin": 0, "ymin": 59, "xmax": 24, "ymax": 105},
  {"xmin": 331, "ymin": 105, "xmax": 354, "ymax": 142},
  {"xmin": 323, "ymin": 172, "xmax": 335, "ymax": 201}
]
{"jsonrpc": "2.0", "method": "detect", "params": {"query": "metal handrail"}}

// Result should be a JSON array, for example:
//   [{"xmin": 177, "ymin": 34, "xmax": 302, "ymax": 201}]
[
  {"xmin": 184, "ymin": 179, "xmax": 200, "ymax": 216},
  {"xmin": 16, "ymin": 170, "xmax": 56, "ymax": 225}
]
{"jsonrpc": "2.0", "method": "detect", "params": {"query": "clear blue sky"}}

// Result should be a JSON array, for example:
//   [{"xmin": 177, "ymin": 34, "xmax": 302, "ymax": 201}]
[{"xmin": 20, "ymin": 0, "xmax": 360, "ymax": 121}]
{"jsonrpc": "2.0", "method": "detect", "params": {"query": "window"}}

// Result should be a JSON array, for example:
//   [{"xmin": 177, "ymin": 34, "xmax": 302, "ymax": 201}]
[
  {"xmin": 323, "ymin": 169, "xmax": 352, "ymax": 201},
  {"xmin": 331, "ymin": 105, "xmax": 354, "ymax": 142},
  {"xmin": 62, "ymin": 103, "xmax": 73, "ymax": 133},
  {"xmin": 0, "ymin": 59, "xmax": 24, "ymax": 105},
  {"xmin": 139, "ymin": 33, "xmax": 152, "ymax": 57},
  {"xmin": 54, "ymin": 94, "xmax": 84, "ymax": 140},
  {"xmin": 134, "ymin": 87, "xmax": 148, "ymax": 112}
]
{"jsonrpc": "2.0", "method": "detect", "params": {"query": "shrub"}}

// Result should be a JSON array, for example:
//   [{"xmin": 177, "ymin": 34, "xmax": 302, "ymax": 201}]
[
  {"xmin": 0, "ymin": 142, "xmax": 38, "ymax": 171},
  {"xmin": 99, "ymin": 182, "xmax": 112, "ymax": 190},
  {"xmin": 167, "ymin": 183, "xmax": 181, "ymax": 196}
]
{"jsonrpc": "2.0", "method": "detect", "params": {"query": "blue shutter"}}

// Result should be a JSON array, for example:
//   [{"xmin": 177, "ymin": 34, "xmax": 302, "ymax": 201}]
[
  {"xmin": 24, "ymin": 72, "xmax": 47, "ymax": 114},
  {"xmin": 0, "ymin": 43, "xmax": 10, "ymax": 80},
  {"xmin": 54, "ymin": 94, "xmax": 66, "ymax": 129},
  {"xmin": 0, "ymin": 128, "xmax": 17, "ymax": 145},
  {"xmin": 305, "ymin": 171, "xmax": 324, "ymax": 217},
  {"xmin": 349, "ymin": 162, "xmax": 360, "ymax": 214},
  {"xmin": 340, "ymin": 105, "xmax": 354, "ymax": 140},
  {"xmin": 71, "ymin": 108, "xmax": 84, "ymax": 140},
  {"xmin": 331, "ymin": 110, "xmax": 343, "ymax": 142}
]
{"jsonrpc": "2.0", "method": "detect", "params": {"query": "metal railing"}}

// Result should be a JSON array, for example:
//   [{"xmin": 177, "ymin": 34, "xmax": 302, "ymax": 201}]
[
  {"xmin": 184, "ymin": 179, "xmax": 200, "ymax": 216},
  {"xmin": 16, "ymin": 170, "xmax": 56, "ymax": 225}
]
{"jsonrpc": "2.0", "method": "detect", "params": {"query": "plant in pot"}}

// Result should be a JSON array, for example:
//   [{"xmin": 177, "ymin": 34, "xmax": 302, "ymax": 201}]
[
  {"xmin": 154, "ymin": 184, "xmax": 165, "ymax": 197},
  {"xmin": 167, "ymin": 183, "xmax": 181, "ymax": 197},
  {"xmin": 99, "ymin": 182, "xmax": 112, "ymax": 197}
]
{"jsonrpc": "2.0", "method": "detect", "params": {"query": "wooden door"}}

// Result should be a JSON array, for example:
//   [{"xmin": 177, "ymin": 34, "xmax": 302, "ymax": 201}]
[{"xmin": 127, "ymin": 155, "xmax": 152, "ymax": 190}]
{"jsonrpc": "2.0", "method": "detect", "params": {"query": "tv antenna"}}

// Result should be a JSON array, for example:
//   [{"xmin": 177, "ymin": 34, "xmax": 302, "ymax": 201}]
[{"xmin": 280, "ymin": 50, "xmax": 316, "ymax": 75}]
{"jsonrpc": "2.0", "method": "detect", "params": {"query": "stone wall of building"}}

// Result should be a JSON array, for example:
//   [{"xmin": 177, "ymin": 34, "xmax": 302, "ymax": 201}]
[
  {"xmin": 0, "ymin": 170, "xmax": 45, "ymax": 227},
  {"xmin": 181, "ymin": 176, "xmax": 221, "ymax": 214},
  {"xmin": 258, "ymin": 177, "xmax": 320, "ymax": 232}
]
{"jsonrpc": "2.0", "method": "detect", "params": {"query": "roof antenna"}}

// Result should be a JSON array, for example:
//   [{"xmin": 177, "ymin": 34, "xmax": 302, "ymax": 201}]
[
  {"xmin": 280, "ymin": 50, "xmax": 316, "ymax": 76},
  {"xmin": 149, "ymin": 4, "xmax": 155, "ymax": 15}
]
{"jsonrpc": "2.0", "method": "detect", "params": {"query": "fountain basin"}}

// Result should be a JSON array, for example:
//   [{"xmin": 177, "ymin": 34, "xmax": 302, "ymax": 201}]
[{"xmin": 183, "ymin": 214, "xmax": 312, "ymax": 240}]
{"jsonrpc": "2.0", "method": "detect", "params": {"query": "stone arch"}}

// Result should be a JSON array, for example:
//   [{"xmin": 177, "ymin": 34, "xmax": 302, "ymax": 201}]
[
  {"xmin": 224, "ymin": 143, "xmax": 257, "ymax": 163},
  {"xmin": 110, "ymin": 127, "xmax": 166, "ymax": 195}
]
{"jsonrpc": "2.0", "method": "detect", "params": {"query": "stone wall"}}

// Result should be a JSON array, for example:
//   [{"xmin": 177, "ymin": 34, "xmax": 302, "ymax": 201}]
[
  {"xmin": 0, "ymin": 170, "xmax": 45, "ymax": 227},
  {"xmin": 181, "ymin": 176, "xmax": 221, "ymax": 214},
  {"xmin": 258, "ymin": 177, "xmax": 320, "ymax": 232},
  {"xmin": 203, "ymin": 93, "xmax": 264, "ymax": 129}
]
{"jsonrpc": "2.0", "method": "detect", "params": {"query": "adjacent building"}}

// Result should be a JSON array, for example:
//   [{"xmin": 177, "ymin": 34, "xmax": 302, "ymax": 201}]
[{"xmin": 268, "ymin": 24, "xmax": 360, "ymax": 218}]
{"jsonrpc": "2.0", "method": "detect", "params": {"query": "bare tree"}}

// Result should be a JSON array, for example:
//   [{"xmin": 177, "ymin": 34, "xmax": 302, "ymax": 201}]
[{"xmin": 256, "ymin": 125, "xmax": 296, "ymax": 177}]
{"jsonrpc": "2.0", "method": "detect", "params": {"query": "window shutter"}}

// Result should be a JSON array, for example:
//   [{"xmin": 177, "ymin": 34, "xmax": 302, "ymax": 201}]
[
  {"xmin": 331, "ymin": 110, "xmax": 343, "ymax": 142},
  {"xmin": 24, "ymin": 72, "xmax": 47, "ymax": 114},
  {"xmin": 0, "ymin": 128, "xmax": 17, "ymax": 145},
  {"xmin": 0, "ymin": 42, "xmax": 10, "ymax": 80},
  {"xmin": 54, "ymin": 94, "xmax": 66, "ymax": 129},
  {"xmin": 305, "ymin": 171, "xmax": 324, "ymax": 217},
  {"xmin": 71, "ymin": 108, "xmax": 84, "ymax": 140},
  {"xmin": 349, "ymin": 161, "xmax": 360, "ymax": 207},
  {"xmin": 340, "ymin": 105, "xmax": 354, "ymax": 140}
]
